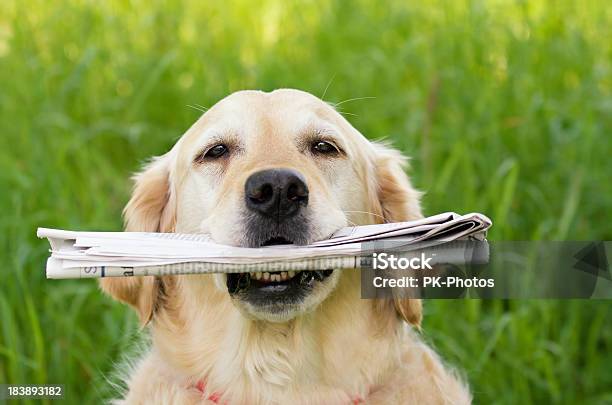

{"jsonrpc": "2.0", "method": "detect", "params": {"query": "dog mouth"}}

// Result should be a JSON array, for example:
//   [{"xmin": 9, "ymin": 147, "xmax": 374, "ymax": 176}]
[
  {"xmin": 226, "ymin": 229, "xmax": 336, "ymax": 312},
  {"xmin": 227, "ymin": 236, "xmax": 333, "ymax": 294},
  {"xmin": 226, "ymin": 234, "xmax": 334, "ymax": 306}
]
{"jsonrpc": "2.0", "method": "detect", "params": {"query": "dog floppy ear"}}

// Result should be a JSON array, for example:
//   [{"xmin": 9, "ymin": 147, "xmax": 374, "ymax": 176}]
[
  {"xmin": 99, "ymin": 154, "xmax": 176, "ymax": 325},
  {"xmin": 369, "ymin": 142, "xmax": 422, "ymax": 223},
  {"xmin": 123, "ymin": 153, "xmax": 177, "ymax": 233},
  {"xmin": 369, "ymin": 142, "xmax": 423, "ymax": 327}
]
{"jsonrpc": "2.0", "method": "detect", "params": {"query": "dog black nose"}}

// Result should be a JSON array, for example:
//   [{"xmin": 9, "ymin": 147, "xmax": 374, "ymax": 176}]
[{"xmin": 245, "ymin": 169, "xmax": 309, "ymax": 219}]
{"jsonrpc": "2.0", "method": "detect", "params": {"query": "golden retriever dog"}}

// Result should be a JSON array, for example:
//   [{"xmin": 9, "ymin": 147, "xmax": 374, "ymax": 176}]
[{"xmin": 101, "ymin": 89, "xmax": 470, "ymax": 404}]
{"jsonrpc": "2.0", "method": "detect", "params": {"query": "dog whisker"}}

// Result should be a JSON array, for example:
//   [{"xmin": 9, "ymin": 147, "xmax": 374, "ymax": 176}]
[
  {"xmin": 342, "ymin": 210, "xmax": 389, "ymax": 223},
  {"xmin": 320, "ymin": 73, "xmax": 337, "ymax": 101},
  {"xmin": 187, "ymin": 104, "xmax": 209, "ymax": 113},
  {"xmin": 345, "ymin": 218, "xmax": 358, "ymax": 227},
  {"xmin": 333, "ymin": 96, "xmax": 376, "ymax": 107},
  {"xmin": 337, "ymin": 110, "xmax": 358, "ymax": 117}
]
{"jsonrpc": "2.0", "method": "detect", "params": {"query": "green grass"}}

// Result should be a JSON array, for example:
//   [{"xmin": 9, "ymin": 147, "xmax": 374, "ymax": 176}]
[{"xmin": 1, "ymin": 0, "xmax": 611, "ymax": 403}]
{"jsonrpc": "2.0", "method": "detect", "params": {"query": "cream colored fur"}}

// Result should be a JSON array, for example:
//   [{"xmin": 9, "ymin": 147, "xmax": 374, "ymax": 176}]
[{"xmin": 100, "ymin": 89, "xmax": 471, "ymax": 404}]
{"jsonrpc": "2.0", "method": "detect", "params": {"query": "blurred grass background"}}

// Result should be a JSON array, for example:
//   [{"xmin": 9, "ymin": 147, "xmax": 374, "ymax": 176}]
[{"xmin": 0, "ymin": 0, "xmax": 611, "ymax": 403}]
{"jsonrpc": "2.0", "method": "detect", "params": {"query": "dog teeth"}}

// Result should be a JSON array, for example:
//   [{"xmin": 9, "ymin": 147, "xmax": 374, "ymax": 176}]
[{"xmin": 249, "ymin": 271, "xmax": 301, "ymax": 283}]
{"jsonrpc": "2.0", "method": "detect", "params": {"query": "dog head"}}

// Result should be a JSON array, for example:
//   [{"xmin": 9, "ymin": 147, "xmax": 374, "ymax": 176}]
[{"xmin": 100, "ymin": 89, "xmax": 422, "ymax": 326}]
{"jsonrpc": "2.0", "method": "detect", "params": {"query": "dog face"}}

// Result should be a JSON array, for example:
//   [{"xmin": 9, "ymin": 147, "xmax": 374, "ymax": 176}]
[
  {"xmin": 174, "ymin": 90, "xmax": 369, "ymax": 321},
  {"xmin": 101, "ymin": 89, "xmax": 422, "ymax": 326}
]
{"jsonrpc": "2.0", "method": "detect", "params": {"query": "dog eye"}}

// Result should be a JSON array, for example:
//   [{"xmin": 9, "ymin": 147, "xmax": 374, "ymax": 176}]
[
  {"xmin": 311, "ymin": 141, "xmax": 338, "ymax": 155},
  {"xmin": 203, "ymin": 144, "xmax": 228, "ymax": 159}
]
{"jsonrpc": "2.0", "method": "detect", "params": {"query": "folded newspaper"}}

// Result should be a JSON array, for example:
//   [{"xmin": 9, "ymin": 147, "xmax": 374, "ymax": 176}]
[{"xmin": 37, "ymin": 212, "xmax": 492, "ymax": 279}]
